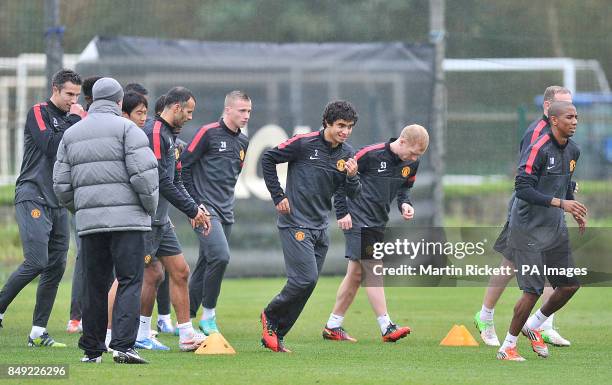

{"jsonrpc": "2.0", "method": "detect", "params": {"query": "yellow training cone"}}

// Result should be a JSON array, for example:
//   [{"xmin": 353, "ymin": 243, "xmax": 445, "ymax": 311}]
[
  {"xmin": 195, "ymin": 332, "xmax": 237, "ymax": 355},
  {"xmin": 439, "ymin": 324, "xmax": 479, "ymax": 346}
]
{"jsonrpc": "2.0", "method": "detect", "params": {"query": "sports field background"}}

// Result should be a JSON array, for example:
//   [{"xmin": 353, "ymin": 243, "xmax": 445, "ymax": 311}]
[{"xmin": 0, "ymin": 278, "xmax": 610, "ymax": 385}]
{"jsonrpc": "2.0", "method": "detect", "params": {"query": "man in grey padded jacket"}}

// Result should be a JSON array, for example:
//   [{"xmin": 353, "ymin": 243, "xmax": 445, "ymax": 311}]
[{"xmin": 53, "ymin": 77, "xmax": 159, "ymax": 365}]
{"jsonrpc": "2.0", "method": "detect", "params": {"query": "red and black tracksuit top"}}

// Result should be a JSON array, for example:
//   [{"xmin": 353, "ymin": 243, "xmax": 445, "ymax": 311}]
[
  {"xmin": 334, "ymin": 139, "xmax": 419, "ymax": 228},
  {"xmin": 509, "ymin": 132, "xmax": 580, "ymax": 251},
  {"xmin": 180, "ymin": 119, "xmax": 249, "ymax": 224},
  {"xmin": 262, "ymin": 129, "xmax": 361, "ymax": 230},
  {"xmin": 144, "ymin": 117, "xmax": 199, "ymax": 226},
  {"xmin": 15, "ymin": 100, "xmax": 81, "ymax": 208}
]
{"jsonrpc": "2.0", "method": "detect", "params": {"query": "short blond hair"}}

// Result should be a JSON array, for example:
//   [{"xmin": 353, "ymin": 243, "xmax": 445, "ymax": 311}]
[
  {"xmin": 400, "ymin": 124, "xmax": 429, "ymax": 148},
  {"xmin": 224, "ymin": 90, "xmax": 250, "ymax": 107}
]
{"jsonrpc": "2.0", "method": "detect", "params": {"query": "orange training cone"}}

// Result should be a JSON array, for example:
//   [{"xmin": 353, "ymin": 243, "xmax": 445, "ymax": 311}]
[
  {"xmin": 194, "ymin": 332, "xmax": 237, "ymax": 355},
  {"xmin": 439, "ymin": 324, "xmax": 479, "ymax": 346}
]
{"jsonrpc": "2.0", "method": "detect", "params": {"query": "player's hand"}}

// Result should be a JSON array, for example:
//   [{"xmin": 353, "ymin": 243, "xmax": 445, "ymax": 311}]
[
  {"xmin": 192, "ymin": 206, "xmax": 212, "ymax": 236},
  {"xmin": 573, "ymin": 214, "xmax": 587, "ymax": 235},
  {"xmin": 70, "ymin": 103, "xmax": 85, "ymax": 117},
  {"xmin": 276, "ymin": 197, "xmax": 290, "ymax": 215},
  {"xmin": 401, "ymin": 203, "xmax": 414, "ymax": 220},
  {"xmin": 345, "ymin": 158, "xmax": 358, "ymax": 177},
  {"xmin": 337, "ymin": 214, "xmax": 352, "ymax": 230},
  {"xmin": 561, "ymin": 199, "xmax": 587, "ymax": 218},
  {"xmin": 198, "ymin": 204, "xmax": 212, "ymax": 236}
]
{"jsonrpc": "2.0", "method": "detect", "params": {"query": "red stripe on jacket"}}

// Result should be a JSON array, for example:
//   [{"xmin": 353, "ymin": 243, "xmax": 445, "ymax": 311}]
[
  {"xmin": 278, "ymin": 131, "xmax": 319, "ymax": 149},
  {"xmin": 187, "ymin": 122, "xmax": 220, "ymax": 152},
  {"xmin": 525, "ymin": 135, "xmax": 550, "ymax": 174},
  {"xmin": 355, "ymin": 143, "xmax": 385, "ymax": 161},
  {"xmin": 529, "ymin": 120, "xmax": 547, "ymax": 145},
  {"xmin": 33, "ymin": 103, "xmax": 48, "ymax": 131},
  {"xmin": 153, "ymin": 121, "xmax": 162, "ymax": 159}
]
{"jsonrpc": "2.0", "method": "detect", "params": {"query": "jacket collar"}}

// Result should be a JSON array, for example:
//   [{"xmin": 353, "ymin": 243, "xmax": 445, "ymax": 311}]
[
  {"xmin": 385, "ymin": 138, "xmax": 402, "ymax": 163},
  {"xmin": 319, "ymin": 128, "xmax": 343, "ymax": 150},
  {"xmin": 220, "ymin": 118, "xmax": 241, "ymax": 136},
  {"xmin": 46, "ymin": 99, "xmax": 67, "ymax": 115},
  {"xmin": 547, "ymin": 131, "xmax": 569, "ymax": 149},
  {"xmin": 88, "ymin": 99, "xmax": 121, "ymax": 116},
  {"xmin": 156, "ymin": 116, "xmax": 173, "ymax": 131}
]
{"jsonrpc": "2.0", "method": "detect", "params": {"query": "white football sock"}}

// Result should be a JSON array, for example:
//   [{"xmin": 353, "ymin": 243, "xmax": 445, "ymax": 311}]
[
  {"xmin": 500, "ymin": 332, "xmax": 518, "ymax": 350},
  {"xmin": 177, "ymin": 321, "xmax": 195, "ymax": 340},
  {"xmin": 201, "ymin": 307, "xmax": 216, "ymax": 321},
  {"xmin": 377, "ymin": 314, "xmax": 392, "ymax": 334},
  {"xmin": 525, "ymin": 309, "xmax": 548, "ymax": 331},
  {"xmin": 541, "ymin": 313, "xmax": 555, "ymax": 330},
  {"xmin": 326, "ymin": 313, "xmax": 344, "ymax": 329},
  {"xmin": 480, "ymin": 305, "xmax": 494, "ymax": 321},
  {"xmin": 137, "ymin": 316, "xmax": 151, "ymax": 341},
  {"xmin": 105, "ymin": 329, "xmax": 112, "ymax": 348},
  {"xmin": 158, "ymin": 314, "xmax": 171, "ymax": 322},
  {"xmin": 30, "ymin": 326, "xmax": 46, "ymax": 339}
]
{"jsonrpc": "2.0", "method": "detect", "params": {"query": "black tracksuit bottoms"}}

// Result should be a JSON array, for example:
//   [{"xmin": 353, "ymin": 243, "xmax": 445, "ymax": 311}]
[{"xmin": 78, "ymin": 230, "xmax": 146, "ymax": 356}]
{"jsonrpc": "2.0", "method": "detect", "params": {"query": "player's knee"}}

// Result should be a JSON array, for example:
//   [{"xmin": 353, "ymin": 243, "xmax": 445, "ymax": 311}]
[
  {"xmin": 210, "ymin": 253, "xmax": 230, "ymax": 268},
  {"xmin": 23, "ymin": 258, "xmax": 46, "ymax": 274},
  {"xmin": 145, "ymin": 264, "xmax": 164, "ymax": 285},
  {"xmin": 349, "ymin": 268, "xmax": 362, "ymax": 285},
  {"xmin": 171, "ymin": 263, "xmax": 190, "ymax": 283},
  {"xmin": 296, "ymin": 274, "xmax": 318, "ymax": 291},
  {"xmin": 209, "ymin": 244, "xmax": 230, "ymax": 264},
  {"xmin": 561, "ymin": 284, "xmax": 580, "ymax": 296}
]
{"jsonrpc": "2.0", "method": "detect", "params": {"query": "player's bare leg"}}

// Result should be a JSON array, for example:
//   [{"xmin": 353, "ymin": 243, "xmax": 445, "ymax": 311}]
[
  {"xmin": 475, "ymin": 257, "xmax": 515, "ymax": 346},
  {"xmin": 161, "ymin": 254, "xmax": 206, "ymax": 351},
  {"xmin": 323, "ymin": 261, "xmax": 360, "ymax": 342}
]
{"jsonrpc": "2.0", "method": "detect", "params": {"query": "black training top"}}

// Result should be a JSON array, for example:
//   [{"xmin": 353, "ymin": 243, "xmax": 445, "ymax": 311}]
[
  {"xmin": 262, "ymin": 129, "xmax": 361, "ymax": 230},
  {"xmin": 180, "ymin": 119, "xmax": 249, "ymax": 224},
  {"xmin": 334, "ymin": 139, "xmax": 419, "ymax": 228},
  {"xmin": 15, "ymin": 100, "xmax": 81, "ymax": 208},
  {"xmin": 144, "ymin": 117, "xmax": 199, "ymax": 225}
]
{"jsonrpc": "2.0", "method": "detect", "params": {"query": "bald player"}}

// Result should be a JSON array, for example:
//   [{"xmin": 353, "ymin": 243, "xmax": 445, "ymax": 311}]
[{"xmin": 322, "ymin": 124, "xmax": 429, "ymax": 343}]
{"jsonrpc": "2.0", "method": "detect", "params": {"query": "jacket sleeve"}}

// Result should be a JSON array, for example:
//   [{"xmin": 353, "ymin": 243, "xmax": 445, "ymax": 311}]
[
  {"xmin": 261, "ymin": 136, "xmax": 302, "ymax": 205},
  {"xmin": 566, "ymin": 150, "xmax": 580, "ymax": 200},
  {"xmin": 52, "ymin": 138, "xmax": 75, "ymax": 212},
  {"xmin": 343, "ymin": 148, "xmax": 361, "ymax": 200},
  {"xmin": 333, "ymin": 188, "xmax": 349, "ymax": 219},
  {"xmin": 152, "ymin": 132, "xmax": 199, "ymax": 218},
  {"xmin": 180, "ymin": 128, "xmax": 212, "ymax": 204},
  {"xmin": 174, "ymin": 145, "xmax": 199, "ymax": 215},
  {"xmin": 515, "ymin": 143, "xmax": 552, "ymax": 207},
  {"xmin": 397, "ymin": 162, "xmax": 419, "ymax": 213},
  {"xmin": 26, "ymin": 104, "xmax": 79, "ymax": 158},
  {"xmin": 334, "ymin": 150, "xmax": 369, "ymax": 219},
  {"xmin": 124, "ymin": 122, "xmax": 159, "ymax": 216}
]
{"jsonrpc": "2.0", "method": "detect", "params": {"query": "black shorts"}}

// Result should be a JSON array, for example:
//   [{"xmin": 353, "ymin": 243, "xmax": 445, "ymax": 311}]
[
  {"xmin": 144, "ymin": 222, "xmax": 182, "ymax": 265},
  {"xmin": 510, "ymin": 239, "xmax": 580, "ymax": 295},
  {"xmin": 343, "ymin": 227, "xmax": 385, "ymax": 261}
]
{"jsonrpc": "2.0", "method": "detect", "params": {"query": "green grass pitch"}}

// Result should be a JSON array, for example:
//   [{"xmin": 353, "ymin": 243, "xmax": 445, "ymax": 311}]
[{"xmin": 0, "ymin": 278, "xmax": 610, "ymax": 385}]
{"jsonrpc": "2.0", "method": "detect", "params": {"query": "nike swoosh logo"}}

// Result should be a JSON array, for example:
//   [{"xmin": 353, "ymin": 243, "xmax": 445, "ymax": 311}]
[
  {"xmin": 219, "ymin": 149, "xmax": 227, "ymax": 152},
  {"xmin": 309, "ymin": 156, "xmax": 320, "ymax": 160},
  {"xmin": 377, "ymin": 169, "xmax": 386, "ymax": 173},
  {"xmin": 546, "ymin": 166, "xmax": 555, "ymax": 170}
]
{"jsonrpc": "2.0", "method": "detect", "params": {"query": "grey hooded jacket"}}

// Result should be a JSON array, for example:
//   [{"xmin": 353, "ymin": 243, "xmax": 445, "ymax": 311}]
[{"xmin": 53, "ymin": 99, "xmax": 159, "ymax": 236}]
